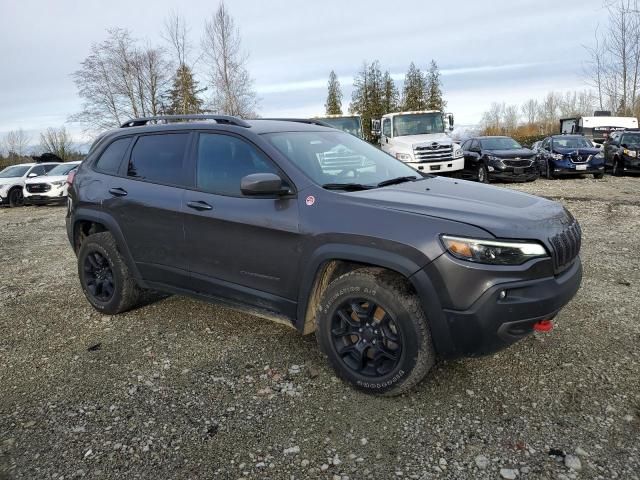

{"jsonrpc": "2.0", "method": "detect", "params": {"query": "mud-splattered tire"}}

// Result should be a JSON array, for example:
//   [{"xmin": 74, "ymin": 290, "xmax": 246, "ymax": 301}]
[
  {"xmin": 315, "ymin": 268, "xmax": 436, "ymax": 396},
  {"xmin": 78, "ymin": 232, "xmax": 142, "ymax": 315}
]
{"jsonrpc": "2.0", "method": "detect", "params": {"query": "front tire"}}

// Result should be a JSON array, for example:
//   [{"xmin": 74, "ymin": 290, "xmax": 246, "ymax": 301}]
[
  {"xmin": 8, "ymin": 188, "xmax": 24, "ymax": 208},
  {"xmin": 612, "ymin": 158, "xmax": 623, "ymax": 176},
  {"xmin": 78, "ymin": 232, "xmax": 142, "ymax": 315},
  {"xmin": 315, "ymin": 268, "xmax": 436, "ymax": 396},
  {"xmin": 477, "ymin": 163, "xmax": 489, "ymax": 183},
  {"xmin": 545, "ymin": 160, "xmax": 555, "ymax": 179}
]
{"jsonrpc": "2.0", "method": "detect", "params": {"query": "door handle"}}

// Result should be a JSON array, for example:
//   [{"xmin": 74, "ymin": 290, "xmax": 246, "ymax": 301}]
[
  {"xmin": 108, "ymin": 187, "xmax": 128, "ymax": 197},
  {"xmin": 187, "ymin": 200, "xmax": 213, "ymax": 211}
]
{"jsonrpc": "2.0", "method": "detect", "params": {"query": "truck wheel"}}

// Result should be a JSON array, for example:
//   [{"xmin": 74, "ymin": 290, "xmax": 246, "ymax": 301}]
[
  {"xmin": 78, "ymin": 231, "xmax": 142, "ymax": 315},
  {"xmin": 477, "ymin": 163, "xmax": 489, "ymax": 183},
  {"xmin": 315, "ymin": 268, "xmax": 436, "ymax": 396},
  {"xmin": 8, "ymin": 187, "xmax": 24, "ymax": 208}
]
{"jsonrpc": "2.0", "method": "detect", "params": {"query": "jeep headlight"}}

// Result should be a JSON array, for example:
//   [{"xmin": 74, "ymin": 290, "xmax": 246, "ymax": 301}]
[
  {"xmin": 623, "ymin": 148, "xmax": 637, "ymax": 157},
  {"xmin": 395, "ymin": 152, "xmax": 412, "ymax": 161},
  {"xmin": 441, "ymin": 235, "xmax": 548, "ymax": 265}
]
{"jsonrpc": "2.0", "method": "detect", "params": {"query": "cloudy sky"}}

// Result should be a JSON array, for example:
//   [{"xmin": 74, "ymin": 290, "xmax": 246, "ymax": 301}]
[{"xmin": 0, "ymin": 0, "xmax": 605, "ymax": 144}]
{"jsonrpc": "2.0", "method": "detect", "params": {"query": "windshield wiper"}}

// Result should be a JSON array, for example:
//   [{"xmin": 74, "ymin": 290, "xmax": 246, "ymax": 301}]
[
  {"xmin": 322, "ymin": 183, "xmax": 374, "ymax": 191},
  {"xmin": 377, "ymin": 176, "xmax": 418, "ymax": 187}
]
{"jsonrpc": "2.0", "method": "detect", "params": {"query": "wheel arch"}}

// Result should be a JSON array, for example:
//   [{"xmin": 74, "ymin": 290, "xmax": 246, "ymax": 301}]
[{"xmin": 71, "ymin": 209, "xmax": 145, "ymax": 286}]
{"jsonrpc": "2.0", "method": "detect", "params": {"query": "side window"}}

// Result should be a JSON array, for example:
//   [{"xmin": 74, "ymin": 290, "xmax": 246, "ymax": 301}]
[
  {"xmin": 461, "ymin": 140, "xmax": 470, "ymax": 150},
  {"xmin": 196, "ymin": 133, "xmax": 280, "ymax": 196},
  {"xmin": 382, "ymin": 118, "xmax": 391, "ymax": 137},
  {"xmin": 541, "ymin": 138, "xmax": 550, "ymax": 150},
  {"xmin": 29, "ymin": 165, "xmax": 46, "ymax": 177},
  {"xmin": 43, "ymin": 164, "xmax": 58, "ymax": 173},
  {"xmin": 128, "ymin": 134, "xmax": 189, "ymax": 186},
  {"xmin": 471, "ymin": 139, "xmax": 480, "ymax": 151},
  {"xmin": 95, "ymin": 138, "xmax": 132, "ymax": 174}
]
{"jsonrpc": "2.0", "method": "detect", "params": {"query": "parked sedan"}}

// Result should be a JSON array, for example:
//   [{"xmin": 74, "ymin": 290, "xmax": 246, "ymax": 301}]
[
  {"xmin": 23, "ymin": 161, "xmax": 81, "ymax": 205},
  {"xmin": 460, "ymin": 136, "xmax": 538, "ymax": 183},
  {"xmin": 536, "ymin": 135, "xmax": 605, "ymax": 179},
  {"xmin": 603, "ymin": 129, "xmax": 640, "ymax": 175}
]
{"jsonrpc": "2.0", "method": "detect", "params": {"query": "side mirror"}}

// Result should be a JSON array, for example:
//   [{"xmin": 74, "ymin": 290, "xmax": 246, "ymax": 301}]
[
  {"xmin": 240, "ymin": 173, "xmax": 289, "ymax": 196},
  {"xmin": 445, "ymin": 113, "xmax": 454, "ymax": 131},
  {"xmin": 371, "ymin": 119, "xmax": 381, "ymax": 137},
  {"xmin": 27, "ymin": 172, "xmax": 38, "ymax": 178}
]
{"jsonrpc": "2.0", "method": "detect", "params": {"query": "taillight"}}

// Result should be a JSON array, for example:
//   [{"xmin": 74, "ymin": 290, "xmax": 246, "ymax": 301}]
[{"xmin": 66, "ymin": 170, "xmax": 76, "ymax": 185}]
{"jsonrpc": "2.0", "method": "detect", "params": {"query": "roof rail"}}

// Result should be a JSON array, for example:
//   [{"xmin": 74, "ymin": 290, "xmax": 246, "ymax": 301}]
[
  {"xmin": 259, "ymin": 118, "xmax": 333, "ymax": 128},
  {"xmin": 120, "ymin": 114, "xmax": 251, "ymax": 128}
]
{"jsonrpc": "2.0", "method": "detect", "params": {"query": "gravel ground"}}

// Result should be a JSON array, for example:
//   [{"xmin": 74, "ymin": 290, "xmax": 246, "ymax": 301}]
[{"xmin": 1, "ymin": 176, "xmax": 639, "ymax": 480}]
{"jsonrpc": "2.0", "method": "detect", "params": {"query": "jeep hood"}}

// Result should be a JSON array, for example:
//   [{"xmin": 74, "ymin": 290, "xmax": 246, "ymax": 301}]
[
  {"xmin": 352, "ymin": 176, "xmax": 573, "ymax": 240},
  {"xmin": 393, "ymin": 133, "xmax": 454, "ymax": 148}
]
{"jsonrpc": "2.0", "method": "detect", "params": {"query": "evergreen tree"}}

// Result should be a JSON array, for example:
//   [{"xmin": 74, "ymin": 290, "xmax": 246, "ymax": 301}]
[
  {"xmin": 167, "ymin": 64, "xmax": 204, "ymax": 115},
  {"xmin": 402, "ymin": 62, "xmax": 427, "ymax": 111},
  {"xmin": 381, "ymin": 70, "xmax": 399, "ymax": 113},
  {"xmin": 426, "ymin": 60, "xmax": 446, "ymax": 111},
  {"xmin": 349, "ymin": 60, "xmax": 387, "ymax": 141},
  {"xmin": 325, "ymin": 70, "xmax": 343, "ymax": 115}
]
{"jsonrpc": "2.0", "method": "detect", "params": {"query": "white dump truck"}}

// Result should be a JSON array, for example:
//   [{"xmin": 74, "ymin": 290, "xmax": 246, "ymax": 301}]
[
  {"xmin": 372, "ymin": 110, "xmax": 463, "ymax": 174},
  {"xmin": 314, "ymin": 114, "xmax": 363, "ymax": 139}
]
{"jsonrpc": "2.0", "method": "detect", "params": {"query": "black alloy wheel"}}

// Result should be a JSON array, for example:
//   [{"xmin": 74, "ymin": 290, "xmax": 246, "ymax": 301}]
[
  {"xmin": 8, "ymin": 188, "xmax": 24, "ymax": 207},
  {"xmin": 83, "ymin": 251, "xmax": 115, "ymax": 302},
  {"xmin": 330, "ymin": 298, "xmax": 402, "ymax": 377}
]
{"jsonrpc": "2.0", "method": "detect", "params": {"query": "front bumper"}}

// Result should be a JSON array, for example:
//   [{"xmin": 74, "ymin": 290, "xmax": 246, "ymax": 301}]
[
  {"xmin": 550, "ymin": 158, "xmax": 605, "ymax": 175},
  {"xmin": 488, "ymin": 165, "xmax": 538, "ymax": 182},
  {"xmin": 406, "ymin": 157, "xmax": 464, "ymax": 174},
  {"xmin": 23, "ymin": 186, "xmax": 67, "ymax": 204},
  {"xmin": 621, "ymin": 155, "xmax": 640, "ymax": 172},
  {"xmin": 415, "ymin": 254, "xmax": 582, "ymax": 358}
]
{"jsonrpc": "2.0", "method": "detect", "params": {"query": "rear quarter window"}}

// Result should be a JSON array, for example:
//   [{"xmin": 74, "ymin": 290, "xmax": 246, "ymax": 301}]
[{"xmin": 94, "ymin": 138, "xmax": 133, "ymax": 175}]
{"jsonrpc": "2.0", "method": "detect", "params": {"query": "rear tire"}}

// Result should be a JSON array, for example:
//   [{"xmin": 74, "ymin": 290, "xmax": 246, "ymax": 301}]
[
  {"xmin": 8, "ymin": 188, "xmax": 24, "ymax": 208},
  {"xmin": 315, "ymin": 268, "xmax": 436, "ymax": 396},
  {"xmin": 77, "ymin": 232, "xmax": 143, "ymax": 315}
]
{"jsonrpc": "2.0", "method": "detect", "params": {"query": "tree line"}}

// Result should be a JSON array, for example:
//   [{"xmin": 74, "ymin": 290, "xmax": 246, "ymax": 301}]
[
  {"xmin": 0, "ymin": 127, "xmax": 83, "ymax": 169},
  {"xmin": 71, "ymin": 1, "xmax": 257, "ymax": 132},
  {"xmin": 324, "ymin": 60, "xmax": 446, "ymax": 141}
]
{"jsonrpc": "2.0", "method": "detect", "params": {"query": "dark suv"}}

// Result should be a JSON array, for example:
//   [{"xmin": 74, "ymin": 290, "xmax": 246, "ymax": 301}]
[
  {"xmin": 460, "ymin": 136, "xmax": 538, "ymax": 183},
  {"xmin": 603, "ymin": 129, "xmax": 640, "ymax": 175},
  {"xmin": 67, "ymin": 115, "xmax": 582, "ymax": 396},
  {"xmin": 536, "ymin": 134, "xmax": 605, "ymax": 179}
]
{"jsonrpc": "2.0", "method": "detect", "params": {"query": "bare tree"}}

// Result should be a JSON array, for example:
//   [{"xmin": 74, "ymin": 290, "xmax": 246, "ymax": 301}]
[
  {"xmin": 202, "ymin": 1, "xmax": 258, "ymax": 117},
  {"xmin": 163, "ymin": 10, "xmax": 191, "ymax": 67},
  {"xmin": 521, "ymin": 99, "xmax": 539, "ymax": 125},
  {"xmin": 71, "ymin": 29, "xmax": 171, "ymax": 131},
  {"xmin": 2, "ymin": 129, "xmax": 31, "ymax": 158},
  {"xmin": 39, "ymin": 127, "xmax": 73, "ymax": 161}
]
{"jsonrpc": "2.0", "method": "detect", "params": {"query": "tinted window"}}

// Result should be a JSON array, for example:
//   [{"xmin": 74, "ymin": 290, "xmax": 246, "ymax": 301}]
[
  {"xmin": 30, "ymin": 165, "xmax": 46, "ymax": 176},
  {"xmin": 197, "ymin": 134, "xmax": 280, "ymax": 196},
  {"xmin": 382, "ymin": 118, "xmax": 391, "ymax": 137},
  {"xmin": 43, "ymin": 164, "xmax": 58, "ymax": 173},
  {"xmin": 128, "ymin": 134, "xmax": 189, "ymax": 185},
  {"xmin": 95, "ymin": 138, "xmax": 132, "ymax": 174}
]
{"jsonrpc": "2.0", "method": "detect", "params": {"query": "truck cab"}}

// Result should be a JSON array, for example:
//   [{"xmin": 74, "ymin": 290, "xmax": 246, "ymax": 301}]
[
  {"xmin": 374, "ymin": 111, "xmax": 463, "ymax": 174},
  {"xmin": 314, "ymin": 114, "xmax": 363, "ymax": 139}
]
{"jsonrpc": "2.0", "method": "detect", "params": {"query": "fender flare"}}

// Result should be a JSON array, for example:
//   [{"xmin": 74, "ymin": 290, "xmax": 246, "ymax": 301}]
[
  {"xmin": 296, "ymin": 244, "xmax": 455, "ymax": 356},
  {"xmin": 71, "ymin": 209, "xmax": 146, "ymax": 286}
]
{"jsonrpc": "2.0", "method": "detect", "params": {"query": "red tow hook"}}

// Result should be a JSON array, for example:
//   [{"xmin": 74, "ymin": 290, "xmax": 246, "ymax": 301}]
[{"xmin": 533, "ymin": 319, "xmax": 554, "ymax": 332}]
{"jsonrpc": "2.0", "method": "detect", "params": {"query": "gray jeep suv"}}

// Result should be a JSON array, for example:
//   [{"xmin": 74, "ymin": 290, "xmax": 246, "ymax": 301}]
[{"xmin": 66, "ymin": 115, "xmax": 582, "ymax": 395}]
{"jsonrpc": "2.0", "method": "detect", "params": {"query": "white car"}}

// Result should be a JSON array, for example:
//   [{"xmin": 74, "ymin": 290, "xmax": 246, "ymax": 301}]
[
  {"xmin": 0, "ymin": 162, "xmax": 60, "ymax": 207},
  {"xmin": 23, "ymin": 161, "xmax": 81, "ymax": 205}
]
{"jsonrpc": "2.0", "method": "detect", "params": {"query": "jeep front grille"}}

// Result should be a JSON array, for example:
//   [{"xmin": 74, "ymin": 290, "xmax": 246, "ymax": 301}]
[
  {"xmin": 549, "ymin": 221, "xmax": 581, "ymax": 273},
  {"xmin": 413, "ymin": 144, "xmax": 453, "ymax": 163}
]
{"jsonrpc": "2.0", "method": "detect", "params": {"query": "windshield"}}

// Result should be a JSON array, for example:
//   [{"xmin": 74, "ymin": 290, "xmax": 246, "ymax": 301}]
[
  {"xmin": 0, "ymin": 165, "xmax": 30, "ymax": 178},
  {"xmin": 264, "ymin": 131, "xmax": 421, "ymax": 187},
  {"xmin": 480, "ymin": 137, "xmax": 522, "ymax": 150},
  {"xmin": 318, "ymin": 117, "xmax": 362, "ymax": 138},
  {"xmin": 620, "ymin": 133, "xmax": 640, "ymax": 147},
  {"xmin": 553, "ymin": 137, "xmax": 592, "ymax": 149},
  {"xmin": 393, "ymin": 113, "xmax": 444, "ymax": 136},
  {"xmin": 47, "ymin": 163, "xmax": 79, "ymax": 176}
]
